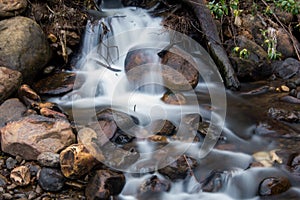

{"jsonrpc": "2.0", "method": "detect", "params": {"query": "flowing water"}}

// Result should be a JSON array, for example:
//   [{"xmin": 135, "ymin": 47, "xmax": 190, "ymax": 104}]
[{"xmin": 55, "ymin": 2, "xmax": 300, "ymax": 199}]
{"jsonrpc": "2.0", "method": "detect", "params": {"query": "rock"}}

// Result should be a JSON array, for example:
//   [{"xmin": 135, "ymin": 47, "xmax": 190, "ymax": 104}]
[
  {"xmin": 125, "ymin": 48, "xmax": 199, "ymax": 91},
  {"xmin": 288, "ymin": 153, "xmax": 300, "ymax": 174},
  {"xmin": 139, "ymin": 175, "xmax": 170, "ymax": 194},
  {"xmin": 286, "ymin": 81, "xmax": 297, "ymax": 89},
  {"xmin": 38, "ymin": 168, "xmax": 65, "ymax": 192},
  {"xmin": 60, "ymin": 144, "xmax": 99, "ymax": 179},
  {"xmin": 274, "ymin": 58, "xmax": 300, "ymax": 79},
  {"xmin": 160, "ymin": 49, "xmax": 199, "ymax": 90},
  {"xmin": 268, "ymin": 107, "xmax": 300, "ymax": 123},
  {"xmin": 110, "ymin": 130, "xmax": 134, "ymax": 145},
  {"xmin": 88, "ymin": 119, "xmax": 118, "ymax": 145},
  {"xmin": 146, "ymin": 119, "xmax": 176, "ymax": 136},
  {"xmin": 39, "ymin": 107, "xmax": 68, "ymax": 120},
  {"xmin": 0, "ymin": 16, "xmax": 51, "ymax": 81},
  {"xmin": 258, "ymin": 177, "xmax": 291, "ymax": 196},
  {"xmin": 33, "ymin": 72, "xmax": 83, "ymax": 96},
  {"xmin": 96, "ymin": 108, "xmax": 138, "ymax": 130},
  {"xmin": 201, "ymin": 171, "xmax": 227, "ymax": 192},
  {"xmin": 158, "ymin": 155, "xmax": 197, "ymax": 180},
  {"xmin": 289, "ymin": 89, "xmax": 297, "ymax": 97},
  {"xmin": 5, "ymin": 157, "xmax": 17, "ymax": 170},
  {"xmin": 0, "ymin": 174, "xmax": 8, "ymax": 187},
  {"xmin": 0, "ymin": 98, "xmax": 26, "ymax": 128},
  {"xmin": 0, "ymin": 0, "xmax": 27, "ymax": 17},
  {"xmin": 18, "ymin": 84, "xmax": 41, "ymax": 107},
  {"xmin": 147, "ymin": 135, "xmax": 168, "ymax": 143},
  {"xmin": 276, "ymin": 29, "xmax": 296, "ymax": 58},
  {"xmin": 161, "ymin": 91, "xmax": 186, "ymax": 105},
  {"xmin": 280, "ymin": 95, "xmax": 300, "ymax": 104},
  {"xmin": 228, "ymin": 36, "xmax": 271, "ymax": 81},
  {"xmin": 0, "ymin": 67, "xmax": 22, "ymax": 104},
  {"xmin": 10, "ymin": 166, "xmax": 31, "ymax": 186},
  {"xmin": 37, "ymin": 152, "xmax": 60, "ymax": 168},
  {"xmin": 85, "ymin": 169, "xmax": 125, "ymax": 200},
  {"xmin": 295, "ymin": 78, "xmax": 300, "ymax": 86},
  {"xmin": 280, "ymin": 85, "xmax": 290, "ymax": 92},
  {"xmin": 0, "ymin": 115, "xmax": 75, "ymax": 160}
]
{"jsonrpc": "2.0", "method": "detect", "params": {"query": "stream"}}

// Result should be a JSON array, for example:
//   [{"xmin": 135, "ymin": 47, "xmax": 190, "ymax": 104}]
[{"xmin": 54, "ymin": 1, "xmax": 300, "ymax": 199}]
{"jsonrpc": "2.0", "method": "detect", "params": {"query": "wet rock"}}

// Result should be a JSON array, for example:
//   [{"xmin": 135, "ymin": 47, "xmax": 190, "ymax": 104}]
[
  {"xmin": 201, "ymin": 171, "xmax": 228, "ymax": 192},
  {"xmin": 85, "ymin": 169, "xmax": 125, "ymax": 200},
  {"xmin": 38, "ymin": 168, "xmax": 65, "ymax": 192},
  {"xmin": 0, "ymin": 98, "xmax": 26, "ymax": 128},
  {"xmin": 160, "ymin": 49, "xmax": 199, "ymax": 90},
  {"xmin": 289, "ymin": 89, "xmax": 297, "ymax": 97},
  {"xmin": 286, "ymin": 81, "xmax": 297, "ymax": 90},
  {"xmin": 88, "ymin": 119, "xmax": 118, "ymax": 145},
  {"xmin": 5, "ymin": 157, "xmax": 17, "ymax": 170},
  {"xmin": 37, "ymin": 152, "xmax": 60, "ymax": 168},
  {"xmin": 0, "ymin": 0, "xmax": 27, "ymax": 17},
  {"xmin": 125, "ymin": 48, "xmax": 199, "ymax": 91},
  {"xmin": 181, "ymin": 113, "xmax": 202, "ymax": 130},
  {"xmin": 10, "ymin": 166, "xmax": 31, "ymax": 186},
  {"xmin": 228, "ymin": 36, "xmax": 271, "ymax": 81},
  {"xmin": 258, "ymin": 177, "xmax": 291, "ymax": 196},
  {"xmin": 39, "ymin": 107, "xmax": 68, "ymax": 120},
  {"xmin": 147, "ymin": 119, "xmax": 176, "ymax": 136},
  {"xmin": 0, "ymin": 16, "xmax": 51, "ymax": 81},
  {"xmin": 288, "ymin": 153, "xmax": 300, "ymax": 174},
  {"xmin": 139, "ymin": 175, "xmax": 170, "ymax": 194},
  {"xmin": 280, "ymin": 85, "xmax": 290, "ymax": 92},
  {"xmin": 161, "ymin": 91, "xmax": 186, "ymax": 105},
  {"xmin": 60, "ymin": 144, "xmax": 99, "ymax": 179},
  {"xmin": 96, "ymin": 108, "xmax": 138, "ymax": 130},
  {"xmin": 18, "ymin": 84, "xmax": 41, "ymax": 107},
  {"xmin": 277, "ymin": 29, "xmax": 296, "ymax": 58},
  {"xmin": 111, "ymin": 130, "xmax": 134, "ymax": 145},
  {"xmin": 274, "ymin": 58, "xmax": 300, "ymax": 79},
  {"xmin": 268, "ymin": 107, "xmax": 300, "ymax": 123},
  {"xmin": 0, "ymin": 115, "xmax": 75, "ymax": 160},
  {"xmin": 0, "ymin": 67, "xmax": 22, "ymax": 104},
  {"xmin": 33, "ymin": 72, "xmax": 83, "ymax": 96},
  {"xmin": 158, "ymin": 155, "xmax": 197, "ymax": 180},
  {"xmin": 280, "ymin": 95, "xmax": 300, "ymax": 104},
  {"xmin": 147, "ymin": 135, "xmax": 168, "ymax": 143}
]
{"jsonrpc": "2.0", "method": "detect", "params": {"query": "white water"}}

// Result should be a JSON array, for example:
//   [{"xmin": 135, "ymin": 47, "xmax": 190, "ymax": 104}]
[{"xmin": 53, "ymin": 5, "xmax": 298, "ymax": 200}]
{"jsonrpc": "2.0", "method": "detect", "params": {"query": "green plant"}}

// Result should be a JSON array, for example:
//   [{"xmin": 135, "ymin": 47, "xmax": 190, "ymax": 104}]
[
  {"xmin": 261, "ymin": 28, "xmax": 282, "ymax": 60},
  {"xmin": 233, "ymin": 47, "xmax": 250, "ymax": 59},
  {"xmin": 208, "ymin": 0, "xmax": 229, "ymax": 19},
  {"xmin": 275, "ymin": 0, "xmax": 300, "ymax": 14}
]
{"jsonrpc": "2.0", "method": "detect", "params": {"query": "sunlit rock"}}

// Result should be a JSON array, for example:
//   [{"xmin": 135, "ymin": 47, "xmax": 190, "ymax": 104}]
[
  {"xmin": 60, "ymin": 144, "xmax": 99, "ymax": 179},
  {"xmin": 10, "ymin": 166, "xmax": 31, "ymax": 186}
]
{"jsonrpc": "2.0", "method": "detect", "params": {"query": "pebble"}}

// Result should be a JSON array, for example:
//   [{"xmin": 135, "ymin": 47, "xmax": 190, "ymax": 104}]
[
  {"xmin": 5, "ymin": 157, "xmax": 17, "ymax": 170},
  {"xmin": 297, "ymin": 92, "xmax": 300, "ymax": 99},
  {"xmin": 2, "ymin": 193, "xmax": 13, "ymax": 199},
  {"xmin": 281, "ymin": 95, "xmax": 300, "ymax": 104},
  {"xmin": 0, "ymin": 174, "xmax": 8, "ymax": 186},
  {"xmin": 286, "ymin": 81, "xmax": 297, "ymax": 89},
  {"xmin": 295, "ymin": 78, "xmax": 300, "ymax": 86},
  {"xmin": 280, "ymin": 85, "xmax": 290, "ymax": 92},
  {"xmin": 10, "ymin": 166, "xmax": 31, "ymax": 186},
  {"xmin": 289, "ymin": 89, "xmax": 297, "ymax": 97}
]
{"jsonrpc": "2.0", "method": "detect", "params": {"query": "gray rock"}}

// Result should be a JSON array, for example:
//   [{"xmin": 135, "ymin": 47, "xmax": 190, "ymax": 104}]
[
  {"xmin": 38, "ymin": 168, "xmax": 65, "ymax": 192},
  {"xmin": 0, "ymin": 174, "xmax": 8, "ymax": 187},
  {"xmin": 0, "ymin": 16, "xmax": 51, "ymax": 81},
  {"xmin": 0, "ymin": 67, "xmax": 22, "ymax": 104},
  {"xmin": 5, "ymin": 157, "xmax": 17, "ymax": 170},
  {"xmin": 37, "ymin": 152, "xmax": 60, "ymax": 168},
  {"xmin": 0, "ymin": 98, "xmax": 26, "ymax": 128},
  {"xmin": 0, "ymin": 115, "xmax": 76, "ymax": 160},
  {"xmin": 0, "ymin": 0, "xmax": 27, "ymax": 17},
  {"xmin": 274, "ymin": 58, "xmax": 300, "ymax": 79}
]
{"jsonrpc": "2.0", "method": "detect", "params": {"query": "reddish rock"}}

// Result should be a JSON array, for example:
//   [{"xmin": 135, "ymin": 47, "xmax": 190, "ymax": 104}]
[
  {"xmin": 0, "ymin": 115, "xmax": 75, "ymax": 160},
  {"xmin": 85, "ymin": 169, "xmax": 125, "ymax": 200},
  {"xmin": 147, "ymin": 119, "xmax": 176, "ymax": 136},
  {"xmin": 258, "ymin": 177, "xmax": 291, "ymax": 196},
  {"xmin": 18, "ymin": 84, "xmax": 41, "ymax": 107},
  {"xmin": 161, "ymin": 91, "xmax": 186, "ymax": 105},
  {"xmin": 139, "ymin": 175, "xmax": 171, "ymax": 194}
]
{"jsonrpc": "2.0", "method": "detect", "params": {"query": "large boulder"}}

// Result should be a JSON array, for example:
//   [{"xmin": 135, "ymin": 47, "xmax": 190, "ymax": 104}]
[
  {"xmin": 0, "ymin": 115, "xmax": 75, "ymax": 160},
  {"xmin": 0, "ymin": 0, "xmax": 27, "ymax": 18},
  {"xmin": 0, "ymin": 67, "xmax": 22, "ymax": 103},
  {"xmin": 0, "ymin": 16, "xmax": 51, "ymax": 81}
]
